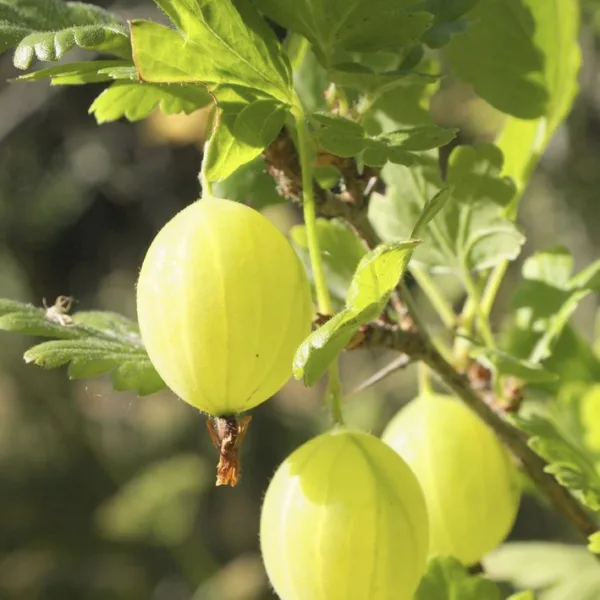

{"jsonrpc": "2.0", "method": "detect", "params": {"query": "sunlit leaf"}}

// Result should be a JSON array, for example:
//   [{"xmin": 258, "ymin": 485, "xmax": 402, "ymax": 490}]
[
  {"xmin": 90, "ymin": 80, "xmax": 212, "ymax": 123},
  {"xmin": 414, "ymin": 555, "xmax": 501, "ymax": 600},
  {"xmin": 294, "ymin": 240, "xmax": 420, "ymax": 385},
  {"xmin": 254, "ymin": 0, "xmax": 433, "ymax": 66},
  {"xmin": 0, "ymin": 298, "xmax": 165, "ymax": 396}
]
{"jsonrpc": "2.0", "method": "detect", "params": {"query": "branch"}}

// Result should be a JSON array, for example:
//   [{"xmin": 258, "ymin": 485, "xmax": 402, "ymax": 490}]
[
  {"xmin": 262, "ymin": 129, "xmax": 380, "ymax": 248},
  {"xmin": 365, "ymin": 322, "xmax": 599, "ymax": 542},
  {"xmin": 264, "ymin": 124, "xmax": 600, "ymax": 542}
]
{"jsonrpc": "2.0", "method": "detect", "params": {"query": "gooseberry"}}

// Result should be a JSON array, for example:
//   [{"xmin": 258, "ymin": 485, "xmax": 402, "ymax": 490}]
[
  {"xmin": 382, "ymin": 394, "xmax": 521, "ymax": 566},
  {"xmin": 260, "ymin": 428, "xmax": 429, "ymax": 600},
  {"xmin": 136, "ymin": 197, "xmax": 313, "ymax": 416}
]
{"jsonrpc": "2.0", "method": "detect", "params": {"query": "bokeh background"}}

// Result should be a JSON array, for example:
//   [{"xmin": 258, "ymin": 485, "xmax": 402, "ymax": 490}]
[{"xmin": 1, "ymin": 1, "xmax": 600, "ymax": 599}]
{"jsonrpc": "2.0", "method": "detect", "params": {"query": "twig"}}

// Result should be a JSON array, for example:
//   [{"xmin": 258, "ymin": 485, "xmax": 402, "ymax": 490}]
[
  {"xmin": 347, "ymin": 354, "xmax": 412, "ymax": 398},
  {"xmin": 262, "ymin": 130, "xmax": 380, "ymax": 248}
]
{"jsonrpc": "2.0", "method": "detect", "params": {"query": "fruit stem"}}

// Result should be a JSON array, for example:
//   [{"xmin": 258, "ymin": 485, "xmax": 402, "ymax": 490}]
[{"xmin": 292, "ymin": 100, "xmax": 344, "ymax": 424}]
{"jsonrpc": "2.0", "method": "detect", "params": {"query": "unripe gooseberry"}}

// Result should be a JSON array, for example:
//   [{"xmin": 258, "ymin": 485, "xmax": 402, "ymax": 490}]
[
  {"xmin": 260, "ymin": 428, "xmax": 429, "ymax": 600},
  {"xmin": 136, "ymin": 197, "xmax": 313, "ymax": 416},
  {"xmin": 382, "ymin": 394, "xmax": 521, "ymax": 566}
]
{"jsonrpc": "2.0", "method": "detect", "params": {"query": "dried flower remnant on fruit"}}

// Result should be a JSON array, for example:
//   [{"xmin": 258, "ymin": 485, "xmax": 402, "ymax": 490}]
[
  {"xmin": 206, "ymin": 415, "xmax": 252, "ymax": 487},
  {"xmin": 43, "ymin": 296, "xmax": 74, "ymax": 327}
]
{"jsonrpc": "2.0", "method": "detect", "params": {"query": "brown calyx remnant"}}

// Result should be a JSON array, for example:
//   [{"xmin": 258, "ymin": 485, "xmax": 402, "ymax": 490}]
[{"xmin": 206, "ymin": 415, "xmax": 252, "ymax": 487}]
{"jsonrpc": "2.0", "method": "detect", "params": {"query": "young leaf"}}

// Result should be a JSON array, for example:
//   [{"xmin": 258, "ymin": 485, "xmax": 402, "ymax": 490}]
[
  {"xmin": 312, "ymin": 112, "xmax": 367, "ymax": 157},
  {"xmin": 469, "ymin": 347, "xmax": 558, "ymax": 384},
  {"xmin": 410, "ymin": 188, "xmax": 451, "ymax": 238},
  {"xmin": 312, "ymin": 112, "xmax": 456, "ymax": 163},
  {"xmin": 89, "ymin": 80, "xmax": 212, "ymax": 123},
  {"xmin": 0, "ymin": 0, "xmax": 131, "ymax": 68},
  {"xmin": 514, "ymin": 412, "xmax": 600, "ymax": 513},
  {"xmin": 445, "ymin": 0, "xmax": 580, "ymax": 121},
  {"xmin": 15, "ymin": 60, "xmax": 132, "ymax": 85},
  {"xmin": 212, "ymin": 157, "xmax": 284, "ymax": 209},
  {"xmin": 363, "ymin": 127, "xmax": 457, "ymax": 167},
  {"xmin": 294, "ymin": 240, "xmax": 420, "ymax": 385},
  {"xmin": 291, "ymin": 218, "xmax": 367, "ymax": 304},
  {"xmin": 130, "ymin": 0, "xmax": 292, "ymax": 105},
  {"xmin": 414, "ymin": 555, "xmax": 501, "ymax": 600},
  {"xmin": 254, "ymin": 0, "xmax": 433, "ymax": 66},
  {"xmin": 370, "ymin": 144, "xmax": 523, "ymax": 274},
  {"xmin": 0, "ymin": 299, "xmax": 165, "ymax": 396}
]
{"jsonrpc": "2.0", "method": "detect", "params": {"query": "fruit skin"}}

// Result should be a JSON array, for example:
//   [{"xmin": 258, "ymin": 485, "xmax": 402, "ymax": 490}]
[
  {"xmin": 382, "ymin": 394, "xmax": 521, "ymax": 566},
  {"xmin": 136, "ymin": 197, "xmax": 313, "ymax": 416},
  {"xmin": 260, "ymin": 428, "xmax": 429, "ymax": 600}
]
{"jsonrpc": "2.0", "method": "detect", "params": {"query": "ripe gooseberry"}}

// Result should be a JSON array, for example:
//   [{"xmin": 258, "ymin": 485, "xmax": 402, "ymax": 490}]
[
  {"xmin": 260, "ymin": 428, "xmax": 429, "ymax": 600},
  {"xmin": 136, "ymin": 197, "xmax": 313, "ymax": 416},
  {"xmin": 382, "ymin": 394, "xmax": 521, "ymax": 566}
]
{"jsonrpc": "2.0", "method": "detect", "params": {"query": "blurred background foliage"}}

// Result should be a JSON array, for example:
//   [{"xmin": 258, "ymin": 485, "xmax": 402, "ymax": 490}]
[{"xmin": 1, "ymin": 1, "xmax": 600, "ymax": 599}]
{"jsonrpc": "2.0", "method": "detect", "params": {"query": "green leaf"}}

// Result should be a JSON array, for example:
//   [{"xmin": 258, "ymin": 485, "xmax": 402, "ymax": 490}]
[
  {"xmin": 445, "ymin": 0, "xmax": 579, "ymax": 120},
  {"xmin": 89, "ymin": 80, "xmax": 212, "ymax": 123},
  {"xmin": 212, "ymin": 156, "xmax": 284, "ymax": 209},
  {"xmin": 494, "ymin": 0, "xmax": 579, "ymax": 216},
  {"xmin": 410, "ymin": 187, "xmax": 451, "ymax": 238},
  {"xmin": 508, "ymin": 593, "xmax": 536, "ymax": 600},
  {"xmin": 291, "ymin": 218, "xmax": 367, "ymax": 304},
  {"xmin": 130, "ymin": 0, "xmax": 292, "ymax": 105},
  {"xmin": 485, "ymin": 542, "xmax": 600, "ymax": 600},
  {"xmin": 469, "ymin": 347, "xmax": 558, "ymax": 384},
  {"xmin": 254, "ymin": 0, "xmax": 433, "ymax": 66},
  {"xmin": 203, "ymin": 90, "xmax": 287, "ymax": 182},
  {"xmin": 0, "ymin": 298, "xmax": 165, "ymax": 396},
  {"xmin": 329, "ymin": 64, "xmax": 437, "ymax": 94},
  {"xmin": 294, "ymin": 240, "xmax": 420, "ymax": 385},
  {"xmin": 420, "ymin": 0, "xmax": 480, "ymax": 48},
  {"xmin": 509, "ymin": 248, "xmax": 600, "ymax": 365},
  {"xmin": 0, "ymin": 0, "xmax": 131, "ymax": 68},
  {"xmin": 293, "ymin": 45, "xmax": 329, "ymax": 113},
  {"xmin": 14, "ymin": 59, "xmax": 132, "ymax": 85},
  {"xmin": 370, "ymin": 144, "xmax": 523, "ymax": 274},
  {"xmin": 414, "ymin": 555, "xmax": 501, "ymax": 600},
  {"xmin": 312, "ymin": 112, "xmax": 366, "ymax": 157},
  {"xmin": 382, "ymin": 126, "xmax": 458, "ymax": 152},
  {"xmin": 96, "ymin": 455, "xmax": 208, "ymax": 546},
  {"xmin": 514, "ymin": 411, "xmax": 600, "ymax": 513},
  {"xmin": 360, "ymin": 57, "xmax": 440, "ymax": 135},
  {"xmin": 313, "ymin": 112, "xmax": 456, "ymax": 163}
]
